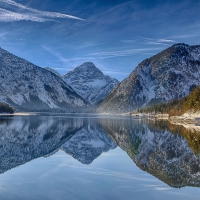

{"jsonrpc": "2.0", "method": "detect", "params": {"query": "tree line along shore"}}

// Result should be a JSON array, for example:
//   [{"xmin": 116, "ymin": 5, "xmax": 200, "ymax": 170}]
[
  {"xmin": 131, "ymin": 86, "xmax": 200, "ymax": 121},
  {"xmin": 0, "ymin": 102, "xmax": 14, "ymax": 114}
]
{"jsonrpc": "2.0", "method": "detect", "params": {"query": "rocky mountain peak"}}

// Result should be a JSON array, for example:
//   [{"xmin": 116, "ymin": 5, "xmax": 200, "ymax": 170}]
[
  {"xmin": 64, "ymin": 62, "xmax": 104, "ymax": 80},
  {"xmin": 63, "ymin": 62, "xmax": 119, "ymax": 105},
  {"xmin": 79, "ymin": 62, "xmax": 99, "ymax": 70}
]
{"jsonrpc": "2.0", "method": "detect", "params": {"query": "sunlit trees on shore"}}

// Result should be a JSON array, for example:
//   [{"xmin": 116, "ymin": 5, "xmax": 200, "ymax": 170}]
[{"xmin": 135, "ymin": 86, "xmax": 200, "ymax": 117}]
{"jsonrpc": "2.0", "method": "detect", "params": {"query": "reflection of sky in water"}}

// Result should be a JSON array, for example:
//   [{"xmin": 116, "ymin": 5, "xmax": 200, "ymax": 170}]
[
  {"xmin": 0, "ymin": 148, "xmax": 199, "ymax": 200},
  {"xmin": 0, "ymin": 115, "xmax": 199, "ymax": 199}
]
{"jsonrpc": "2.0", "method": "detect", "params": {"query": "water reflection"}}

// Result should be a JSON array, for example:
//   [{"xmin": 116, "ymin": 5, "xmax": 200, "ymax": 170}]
[
  {"xmin": 0, "ymin": 116, "xmax": 83, "ymax": 174},
  {"xmin": 100, "ymin": 118, "xmax": 200, "ymax": 188},
  {"xmin": 0, "ymin": 115, "xmax": 200, "ymax": 189},
  {"xmin": 61, "ymin": 122, "xmax": 116, "ymax": 164}
]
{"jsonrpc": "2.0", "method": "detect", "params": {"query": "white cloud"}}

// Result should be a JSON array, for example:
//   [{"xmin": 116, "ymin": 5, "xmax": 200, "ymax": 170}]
[
  {"xmin": 154, "ymin": 187, "xmax": 172, "ymax": 191},
  {"xmin": 41, "ymin": 45, "xmax": 70, "ymax": 65},
  {"xmin": 121, "ymin": 37, "xmax": 177, "ymax": 45},
  {"xmin": 121, "ymin": 40, "xmax": 135, "ymax": 43},
  {"xmin": 87, "ymin": 47, "xmax": 161, "ymax": 58},
  {"xmin": 0, "ymin": 8, "xmax": 53, "ymax": 22},
  {"xmin": 0, "ymin": 0, "xmax": 84, "ymax": 22},
  {"xmin": 170, "ymin": 33, "xmax": 199, "ymax": 39},
  {"xmin": 102, "ymin": 70, "xmax": 129, "ymax": 76},
  {"xmin": 157, "ymin": 39, "xmax": 176, "ymax": 43},
  {"xmin": 137, "ymin": 36, "xmax": 177, "ymax": 45}
]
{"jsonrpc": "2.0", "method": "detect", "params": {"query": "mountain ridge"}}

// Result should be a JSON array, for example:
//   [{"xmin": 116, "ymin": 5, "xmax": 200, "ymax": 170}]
[
  {"xmin": 0, "ymin": 47, "xmax": 89, "ymax": 111},
  {"xmin": 98, "ymin": 43, "xmax": 200, "ymax": 113}
]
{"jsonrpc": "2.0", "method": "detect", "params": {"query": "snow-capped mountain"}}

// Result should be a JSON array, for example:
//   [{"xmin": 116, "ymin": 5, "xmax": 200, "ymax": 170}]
[
  {"xmin": 0, "ymin": 47, "xmax": 88, "ymax": 111},
  {"xmin": 100, "ymin": 118, "xmax": 200, "ymax": 188},
  {"xmin": 98, "ymin": 43, "xmax": 200, "ymax": 113},
  {"xmin": 61, "ymin": 121, "xmax": 117, "ymax": 164},
  {"xmin": 63, "ymin": 62, "xmax": 119, "ymax": 105}
]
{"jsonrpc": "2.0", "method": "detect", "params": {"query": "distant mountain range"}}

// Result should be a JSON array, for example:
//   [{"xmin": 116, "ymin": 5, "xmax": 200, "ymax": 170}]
[
  {"xmin": 0, "ymin": 46, "xmax": 119, "ymax": 111},
  {"xmin": 1, "ymin": 43, "xmax": 200, "ymax": 113},
  {"xmin": 0, "ymin": 47, "xmax": 88, "ymax": 112},
  {"xmin": 98, "ymin": 43, "xmax": 200, "ymax": 113},
  {"xmin": 45, "ymin": 63, "xmax": 119, "ymax": 105},
  {"xmin": 63, "ymin": 62, "xmax": 119, "ymax": 105}
]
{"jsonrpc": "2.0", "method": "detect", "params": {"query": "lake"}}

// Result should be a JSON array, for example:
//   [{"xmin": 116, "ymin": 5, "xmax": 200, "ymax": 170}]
[{"xmin": 0, "ymin": 114, "xmax": 199, "ymax": 200}]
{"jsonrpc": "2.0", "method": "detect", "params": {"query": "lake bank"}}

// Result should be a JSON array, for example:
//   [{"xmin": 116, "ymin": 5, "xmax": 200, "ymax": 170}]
[
  {"xmin": 169, "ymin": 110, "xmax": 200, "ymax": 122},
  {"xmin": 0, "ymin": 112, "xmax": 37, "ymax": 116},
  {"xmin": 130, "ymin": 110, "xmax": 200, "ymax": 124}
]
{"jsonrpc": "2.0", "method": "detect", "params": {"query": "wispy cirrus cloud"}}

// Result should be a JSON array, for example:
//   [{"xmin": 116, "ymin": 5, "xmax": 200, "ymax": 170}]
[
  {"xmin": 41, "ymin": 45, "xmax": 70, "ymax": 65},
  {"xmin": 0, "ymin": 0, "xmax": 84, "ymax": 22},
  {"xmin": 87, "ymin": 47, "xmax": 161, "ymax": 58},
  {"xmin": 41, "ymin": 45, "xmax": 161, "ymax": 69},
  {"xmin": 41, "ymin": 45, "xmax": 131, "ymax": 76},
  {"xmin": 101, "ymin": 70, "xmax": 129, "ymax": 76},
  {"xmin": 0, "ymin": 8, "xmax": 53, "ymax": 22},
  {"xmin": 140, "ymin": 37, "xmax": 177, "ymax": 45},
  {"xmin": 43, "ymin": 46, "xmax": 159, "ymax": 64},
  {"xmin": 0, "ymin": 31, "xmax": 7, "ymax": 37},
  {"xmin": 121, "ymin": 37, "xmax": 177, "ymax": 45}
]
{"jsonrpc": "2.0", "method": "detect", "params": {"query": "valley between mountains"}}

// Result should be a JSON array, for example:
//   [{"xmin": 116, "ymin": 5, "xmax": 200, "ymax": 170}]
[{"xmin": 0, "ymin": 43, "xmax": 200, "ymax": 116}]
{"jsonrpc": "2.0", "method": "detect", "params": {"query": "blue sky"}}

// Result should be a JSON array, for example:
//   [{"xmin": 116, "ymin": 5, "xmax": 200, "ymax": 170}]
[{"xmin": 0, "ymin": 0, "xmax": 200, "ymax": 81}]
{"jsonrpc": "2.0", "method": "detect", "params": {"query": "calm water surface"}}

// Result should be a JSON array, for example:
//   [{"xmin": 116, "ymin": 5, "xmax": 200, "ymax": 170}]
[{"xmin": 0, "ymin": 114, "xmax": 199, "ymax": 200}]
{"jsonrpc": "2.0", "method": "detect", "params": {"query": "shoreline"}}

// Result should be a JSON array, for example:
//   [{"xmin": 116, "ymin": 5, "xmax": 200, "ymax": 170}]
[
  {"xmin": 0, "ymin": 111, "xmax": 199, "ymax": 123},
  {"xmin": 169, "ymin": 111, "xmax": 200, "ymax": 121},
  {"xmin": 0, "ymin": 112, "xmax": 37, "ymax": 116},
  {"xmin": 130, "ymin": 111, "xmax": 200, "ymax": 125}
]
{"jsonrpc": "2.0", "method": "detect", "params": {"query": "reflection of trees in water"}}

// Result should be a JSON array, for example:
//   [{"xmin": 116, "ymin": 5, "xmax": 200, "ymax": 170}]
[
  {"xmin": 99, "ymin": 118, "xmax": 145, "ymax": 159},
  {"xmin": 167, "ymin": 123, "xmax": 200, "ymax": 155},
  {"xmin": 147, "ymin": 120, "xmax": 200, "ymax": 155},
  {"xmin": 0, "ymin": 116, "xmax": 200, "ymax": 188},
  {"xmin": 143, "ymin": 120, "xmax": 200, "ymax": 155},
  {"xmin": 99, "ymin": 117, "xmax": 200, "ymax": 188}
]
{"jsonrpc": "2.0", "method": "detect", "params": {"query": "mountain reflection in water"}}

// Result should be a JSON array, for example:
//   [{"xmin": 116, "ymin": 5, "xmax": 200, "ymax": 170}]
[{"xmin": 0, "ymin": 115, "xmax": 200, "ymax": 189}]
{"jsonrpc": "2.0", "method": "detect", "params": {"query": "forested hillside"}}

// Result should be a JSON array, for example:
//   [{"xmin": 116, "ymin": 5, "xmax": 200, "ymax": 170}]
[{"xmin": 136, "ymin": 86, "xmax": 200, "ymax": 117}]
